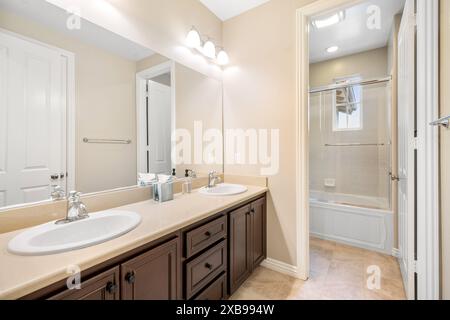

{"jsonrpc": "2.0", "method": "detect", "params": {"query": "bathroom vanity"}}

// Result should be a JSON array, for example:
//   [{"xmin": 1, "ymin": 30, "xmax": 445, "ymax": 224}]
[{"xmin": 0, "ymin": 186, "xmax": 267, "ymax": 300}]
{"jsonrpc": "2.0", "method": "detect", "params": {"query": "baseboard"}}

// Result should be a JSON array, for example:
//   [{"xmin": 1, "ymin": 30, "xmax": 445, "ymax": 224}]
[
  {"xmin": 392, "ymin": 248, "xmax": 401, "ymax": 258},
  {"xmin": 260, "ymin": 258, "xmax": 300, "ymax": 279}
]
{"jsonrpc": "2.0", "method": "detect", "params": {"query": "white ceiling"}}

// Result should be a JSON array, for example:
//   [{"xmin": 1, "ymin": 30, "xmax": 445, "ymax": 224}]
[
  {"xmin": 310, "ymin": 0, "xmax": 405, "ymax": 63},
  {"xmin": 199, "ymin": 0, "xmax": 270, "ymax": 21},
  {"xmin": 0, "ymin": 0, "xmax": 154, "ymax": 61}
]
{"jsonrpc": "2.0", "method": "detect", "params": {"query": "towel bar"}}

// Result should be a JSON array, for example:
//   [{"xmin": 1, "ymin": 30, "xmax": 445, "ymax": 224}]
[{"xmin": 83, "ymin": 138, "xmax": 132, "ymax": 144}]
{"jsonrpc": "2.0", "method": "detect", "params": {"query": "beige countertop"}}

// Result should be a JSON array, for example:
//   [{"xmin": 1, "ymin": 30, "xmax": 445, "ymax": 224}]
[{"xmin": 0, "ymin": 185, "xmax": 267, "ymax": 299}]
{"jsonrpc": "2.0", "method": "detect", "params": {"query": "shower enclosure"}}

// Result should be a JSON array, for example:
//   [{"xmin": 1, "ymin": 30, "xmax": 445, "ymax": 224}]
[{"xmin": 309, "ymin": 78, "xmax": 394, "ymax": 254}]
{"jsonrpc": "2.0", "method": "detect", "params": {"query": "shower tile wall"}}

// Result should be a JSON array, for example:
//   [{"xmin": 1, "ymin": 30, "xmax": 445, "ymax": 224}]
[{"xmin": 309, "ymin": 48, "xmax": 391, "ymax": 209}]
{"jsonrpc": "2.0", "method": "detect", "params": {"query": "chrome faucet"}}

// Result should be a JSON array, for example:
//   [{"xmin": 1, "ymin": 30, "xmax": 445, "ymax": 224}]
[
  {"xmin": 51, "ymin": 185, "xmax": 66, "ymax": 201},
  {"xmin": 56, "ymin": 191, "xmax": 89, "ymax": 225},
  {"xmin": 207, "ymin": 171, "xmax": 221, "ymax": 188}
]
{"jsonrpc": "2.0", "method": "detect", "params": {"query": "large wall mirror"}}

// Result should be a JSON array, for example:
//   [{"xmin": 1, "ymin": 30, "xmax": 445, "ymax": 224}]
[{"xmin": 0, "ymin": 0, "xmax": 224, "ymax": 209}]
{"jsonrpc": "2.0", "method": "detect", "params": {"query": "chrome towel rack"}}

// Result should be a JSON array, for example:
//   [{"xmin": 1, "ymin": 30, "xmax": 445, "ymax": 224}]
[
  {"xmin": 325, "ymin": 143, "xmax": 385, "ymax": 147},
  {"xmin": 83, "ymin": 138, "xmax": 132, "ymax": 144},
  {"xmin": 430, "ymin": 115, "xmax": 450, "ymax": 129}
]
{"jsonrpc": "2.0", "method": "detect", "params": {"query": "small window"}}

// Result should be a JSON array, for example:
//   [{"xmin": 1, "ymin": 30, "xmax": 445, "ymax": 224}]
[{"xmin": 332, "ymin": 76, "xmax": 363, "ymax": 131}]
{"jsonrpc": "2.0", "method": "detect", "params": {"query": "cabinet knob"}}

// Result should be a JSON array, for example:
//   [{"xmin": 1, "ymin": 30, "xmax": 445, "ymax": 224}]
[
  {"xmin": 205, "ymin": 263, "xmax": 213, "ymax": 270},
  {"xmin": 205, "ymin": 231, "xmax": 212, "ymax": 237},
  {"xmin": 106, "ymin": 282, "xmax": 117, "ymax": 294},
  {"xmin": 126, "ymin": 271, "xmax": 136, "ymax": 284},
  {"xmin": 251, "ymin": 208, "xmax": 255, "ymax": 213}
]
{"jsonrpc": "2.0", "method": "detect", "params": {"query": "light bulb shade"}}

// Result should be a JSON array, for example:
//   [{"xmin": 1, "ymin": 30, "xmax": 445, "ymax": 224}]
[
  {"xmin": 203, "ymin": 40, "xmax": 216, "ymax": 59},
  {"xmin": 217, "ymin": 49, "xmax": 229, "ymax": 65},
  {"xmin": 186, "ymin": 28, "xmax": 201, "ymax": 48}
]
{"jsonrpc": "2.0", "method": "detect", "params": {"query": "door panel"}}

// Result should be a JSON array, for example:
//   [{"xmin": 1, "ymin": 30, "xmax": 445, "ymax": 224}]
[
  {"xmin": 0, "ymin": 31, "xmax": 66, "ymax": 207},
  {"xmin": 49, "ymin": 267, "xmax": 120, "ymax": 300},
  {"xmin": 251, "ymin": 198, "xmax": 266, "ymax": 268},
  {"xmin": 147, "ymin": 80, "xmax": 172, "ymax": 174},
  {"xmin": 397, "ymin": 0, "xmax": 416, "ymax": 300},
  {"xmin": 229, "ymin": 204, "xmax": 252, "ymax": 294},
  {"xmin": 121, "ymin": 238, "xmax": 179, "ymax": 300}
]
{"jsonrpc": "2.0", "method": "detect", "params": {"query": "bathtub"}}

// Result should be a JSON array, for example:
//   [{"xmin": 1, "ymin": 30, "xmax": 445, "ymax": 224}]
[{"xmin": 310, "ymin": 191, "xmax": 394, "ymax": 255}]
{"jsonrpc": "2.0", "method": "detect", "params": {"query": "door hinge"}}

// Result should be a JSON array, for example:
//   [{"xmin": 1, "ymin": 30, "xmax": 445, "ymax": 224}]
[{"xmin": 412, "ymin": 137, "xmax": 419, "ymax": 150}]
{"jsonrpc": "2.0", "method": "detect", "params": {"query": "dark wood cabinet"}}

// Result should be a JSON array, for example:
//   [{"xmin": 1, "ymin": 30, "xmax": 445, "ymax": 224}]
[
  {"xmin": 194, "ymin": 273, "xmax": 227, "ymax": 300},
  {"xmin": 48, "ymin": 267, "xmax": 120, "ymax": 300},
  {"xmin": 25, "ymin": 194, "xmax": 266, "ymax": 301},
  {"xmin": 229, "ymin": 204, "xmax": 252, "ymax": 294},
  {"xmin": 121, "ymin": 237, "xmax": 179, "ymax": 300},
  {"xmin": 185, "ymin": 239, "xmax": 227, "ymax": 299},
  {"xmin": 250, "ymin": 197, "xmax": 266, "ymax": 267},
  {"xmin": 229, "ymin": 197, "xmax": 266, "ymax": 294}
]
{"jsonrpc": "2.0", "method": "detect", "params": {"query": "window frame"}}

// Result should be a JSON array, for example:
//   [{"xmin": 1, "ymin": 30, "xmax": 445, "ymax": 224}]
[{"xmin": 331, "ymin": 75, "xmax": 364, "ymax": 132}]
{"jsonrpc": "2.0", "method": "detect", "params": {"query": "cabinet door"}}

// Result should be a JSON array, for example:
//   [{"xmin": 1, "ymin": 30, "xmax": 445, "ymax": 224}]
[
  {"xmin": 48, "ymin": 267, "xmax": 120, "ymax": 300},
  {"xmin": 121, "ymin": 238, "xmax": 179, "ymax": 300},
  {"xmin": 251, "ymin": 197, "xmax": 266, "ymax": 268},
  {"xmin": 229, "ymin": 204, "xmax": 252, "ymax": 294}
]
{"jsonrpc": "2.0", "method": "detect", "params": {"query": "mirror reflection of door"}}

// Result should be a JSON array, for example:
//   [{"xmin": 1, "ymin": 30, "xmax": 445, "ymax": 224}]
[
  {"xmin": 0, "ymin": 31, "xmax": 68, "ymax": 207},
  {"xmin": 146, "ymin": 74, "xmax": 172, "ymax": 175}
]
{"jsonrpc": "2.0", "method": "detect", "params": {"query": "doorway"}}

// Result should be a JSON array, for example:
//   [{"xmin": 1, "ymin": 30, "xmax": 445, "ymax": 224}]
[
  {"xmin": 296, "ymin": 0, "xmax": 440, "ymax": 300},
  {"xmin": 136, "ymin": 61, "xmax": 176, "ymax": 176}
]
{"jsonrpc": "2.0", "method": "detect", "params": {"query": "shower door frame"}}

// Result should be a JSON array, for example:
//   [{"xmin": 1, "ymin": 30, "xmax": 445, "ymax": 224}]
[{"xmin": 296, "ymin": 0, "xmax": 440, "ymax": 300}]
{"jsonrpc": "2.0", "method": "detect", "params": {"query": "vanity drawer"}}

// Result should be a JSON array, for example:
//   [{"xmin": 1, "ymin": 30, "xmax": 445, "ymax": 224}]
[
  {"xmin": 194, "ymin": 273, "xmax": 227, "ymax": 300},
  {"xmin": 185, "ymin": 215, "xmax": 227, "ymax": 258},
  {"xmin": 185, "ymin": 240, "xmax": 227, "ymax": 299}
]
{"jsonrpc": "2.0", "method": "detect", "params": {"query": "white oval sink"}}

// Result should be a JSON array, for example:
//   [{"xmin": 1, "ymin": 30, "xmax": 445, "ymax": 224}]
[
  {"xmin": 8, "ymin": 210, "xmax": 142, "ymax": 256},
  {"xmin": 199, "ymin": 183, "xmax": 248, "ymax": 196}
]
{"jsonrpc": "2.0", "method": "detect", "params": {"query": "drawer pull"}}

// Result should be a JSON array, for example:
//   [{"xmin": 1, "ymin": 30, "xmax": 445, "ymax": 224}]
[
  {"xmin": 106, "ymin": 282, "xmax": 117, "ymax": 294},
  {"xmin": 205, "ymin": 263, "xmax": 213, "ymax": 270},
  {"xmin": 125, "ymin": 271, "xmax": 136, "ymax": 284},
  {"xmin": 205, "ymin": 231, "xmax": 212, "ymax": 237}
]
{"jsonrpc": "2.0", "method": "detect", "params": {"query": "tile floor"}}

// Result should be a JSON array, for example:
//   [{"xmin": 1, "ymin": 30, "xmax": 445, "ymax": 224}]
[{"xmin": 231, "ymin": 237, "xmax": 406, "ymax": 300}]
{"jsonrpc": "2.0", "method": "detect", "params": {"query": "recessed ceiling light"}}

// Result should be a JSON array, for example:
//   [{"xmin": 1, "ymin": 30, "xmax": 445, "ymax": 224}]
[
  {"xmin": 312, "ymin": 11, "xmax": 345, "ymax": 29},
  {"xmin": 326, "ymin": 46, "xmax": 339, "ymax": 53}
]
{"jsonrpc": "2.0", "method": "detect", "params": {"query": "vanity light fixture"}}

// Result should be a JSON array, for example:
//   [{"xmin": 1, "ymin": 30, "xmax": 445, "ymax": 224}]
[
  {"xmin": 217, "ymin": 48, "xmax": 230, "ymax": 66},
  {"xmin": 312, "ymin": 11, "xmax": 345, "ymax": 29},
  {"xmin": 326, "ymin": 46, "xmax": 339, "ymax": 53},
  {"xmin": 186, "ymin": 27, "xmax": 202, "ymax": 49},
  {"xmin": 203, "ymin": 40, "xmax": 216, "ymax": 59},
  {"xmin": 185, "ymin": 27, "xmax": 229, "ymax": 66}
]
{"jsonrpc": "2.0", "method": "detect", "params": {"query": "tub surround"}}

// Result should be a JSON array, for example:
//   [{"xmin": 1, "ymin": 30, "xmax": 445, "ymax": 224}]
[{"xmin": 0, "ymin": 180, "xmax": 267, "ymax": 300}]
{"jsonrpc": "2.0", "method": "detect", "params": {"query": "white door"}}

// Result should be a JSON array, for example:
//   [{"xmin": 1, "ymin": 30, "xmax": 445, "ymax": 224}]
[
  {"xmin": 0, "ymin": 31, "xmax": 66, "ymax": 207},
  {"xmin": 146, "ymin": 80, "xmax": 172, "ymax": 174},
  {"xmin": 397, "ymin": 0, "xmax": 416, "ymax": 300}
]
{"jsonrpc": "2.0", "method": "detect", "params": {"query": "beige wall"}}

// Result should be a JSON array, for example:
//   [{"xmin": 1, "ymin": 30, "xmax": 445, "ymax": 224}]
[
  {"xmin": 175, "ymin": 63, "xmax": 223, "ymax": 176},
  {"xmin": 47, "ymin": 0, "xmax": 223, "ymax": 79},
  {"xmin": 310, "ymin": 47, "xmax": 388, "ymax": 87},
  {"xmin": 0, "ymin": 10, "xmax": 138, "ymax": 194},
  {"xmin": 223, "ymin": 0, "xmax": 315, "ymax": 266},
  {"xmin": 137, "ymin": 55, "xmax": 224, "ymax": 176},
  {"xmin": 441, "ymin": 0, "xmax": 450, "ymax": 300},
  {"xmin": 309, "ymin": 48, "xmax": 390, "ymax": 205}
]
